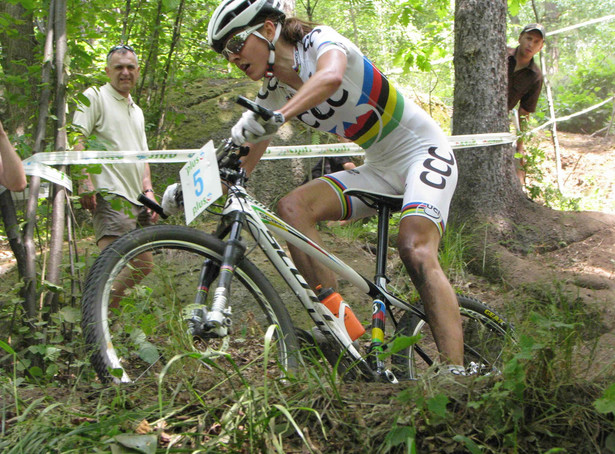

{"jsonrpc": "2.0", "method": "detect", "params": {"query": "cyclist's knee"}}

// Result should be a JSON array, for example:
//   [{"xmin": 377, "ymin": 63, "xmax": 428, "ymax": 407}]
[
  {"xmin": 277, "ymin": 190, "xmax": 311, "ymax": 224},
  {"xmin": 278, "ymin": 182, "xmax": 340, "ymax": 225},
  {"xmin": 398, "ymin": 240, "xmax": 432, "ymax": 278}
]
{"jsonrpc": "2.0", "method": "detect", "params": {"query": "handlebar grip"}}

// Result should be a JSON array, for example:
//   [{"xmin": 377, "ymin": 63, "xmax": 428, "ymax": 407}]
[
  {"xmin": 138, "ymin": 193, "xmax": 168, "ymax": 219},
  {"xmin": 236, "ymin": 96, "xmax": 274, "ymax": 120}
]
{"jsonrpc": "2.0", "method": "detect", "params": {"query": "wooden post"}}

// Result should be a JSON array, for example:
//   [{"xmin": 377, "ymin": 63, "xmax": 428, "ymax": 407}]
[
  {"xmin": 539, "ymin": 52, "xmax": 563, "ymax": 193},
  {"xmin": 606, "ymin": 96, "xmax": 615, "ymax": 137}
]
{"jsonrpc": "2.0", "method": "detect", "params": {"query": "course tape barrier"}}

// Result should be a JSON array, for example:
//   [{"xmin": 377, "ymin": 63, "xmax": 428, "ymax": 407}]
[
  {"xmin": 545, "ymin": 14, "xmax": 615, "ymax": 37},
  {"xmin": 530, "ymin": 96, "xmax": 614, "ymax": 135},
  {"xmin": 19, "ymin": 132, "xmax": 515, "ymax": 192}
]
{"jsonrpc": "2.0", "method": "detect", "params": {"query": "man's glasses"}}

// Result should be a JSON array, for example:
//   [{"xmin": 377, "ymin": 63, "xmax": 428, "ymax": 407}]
[
  {"xmin": 222, "ymin": 23, "xmax": 264, "ymax": 60},
  {"xmin": 107, "ymin": 44, "xmax": 136, "ymax": 59}
]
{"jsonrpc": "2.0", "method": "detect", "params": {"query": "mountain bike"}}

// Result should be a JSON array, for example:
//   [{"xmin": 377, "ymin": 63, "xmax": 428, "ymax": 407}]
[{"xmin": 80, "ymin": 97, "xmax": 514, "ymax": 386}]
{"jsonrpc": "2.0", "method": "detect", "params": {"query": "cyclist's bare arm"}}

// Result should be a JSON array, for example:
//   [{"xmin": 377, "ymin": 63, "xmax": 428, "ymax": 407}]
[
  {"xmin": 276, "ymin": 49, "xmax": 347, "ymax": 121},
  {"xmin": 240, "ymin": 139, "xmax": 270, "ymax": 175},
  {"xmin": 240, "ymin": 51, "xmax": 347, "ymax": 176}
]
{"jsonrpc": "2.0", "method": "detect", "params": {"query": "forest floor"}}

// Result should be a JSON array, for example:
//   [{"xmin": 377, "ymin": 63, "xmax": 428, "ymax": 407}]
[{"xmin": 504, "ymin": 131, "xmax": 615, "ymax": 375}]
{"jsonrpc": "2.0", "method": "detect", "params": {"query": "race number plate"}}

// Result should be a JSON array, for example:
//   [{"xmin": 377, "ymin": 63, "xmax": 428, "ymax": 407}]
[{"xmin": 179, "ymin": 141, "xmax": 222, "ymax": 225}]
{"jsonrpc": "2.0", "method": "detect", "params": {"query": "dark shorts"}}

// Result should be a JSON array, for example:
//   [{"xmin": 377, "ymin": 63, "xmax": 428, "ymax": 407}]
[{"xmin": 92, "ymin": 193, "xmax": 153, "ymax": 244}]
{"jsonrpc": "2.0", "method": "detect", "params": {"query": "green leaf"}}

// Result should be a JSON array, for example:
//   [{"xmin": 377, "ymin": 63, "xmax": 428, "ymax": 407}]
[
  {"xmin": 110, "ymin": 367, "xmax": 124, "ymax": 379},
  {"xmin": 138, "ymin": 342, "xmax": 160, "ymax": 364},
  {"xmin": 112, "ymin": 434, "xmax": 157, "ymax": 454},
  {"xmin": 28, "ymin": 366, "xmax": 43, "ymax": 377},
  {"xmin": 41, "ymin": 280, "xmax": 64, "ymax": 294},
  {"xmin": 453, "ymin": 435, "xmax": 483, "ymax": 453},
  {"xmin": 594, "ymin": 383, "xmax": 615, "ymax": 415},
  {"xmin": 384, "ymin": 425, "xmax": 417, "ymax": 453},
  {"xmin": 76, "ymin": 92, "xmax": 91, "ymax": 107},
  {"xmin": 379, "ymin": 334, "xmax": 422, "ymax": 358},
  {"xmin": 507, "ymin": 0, "xmax": 528, "ymax": 17},
  {"xmin": 28, "ymin": 345, "xmax": 47, "ymax": 355},
  {"xmin": 0, "ymin": 339, "xmax": 16, "ymax": 355},
  {"xmin": 59, "ymin": 306, "xmax": 81, "ymax": 324},
  {"xmin": 427, "ymin": 393, "xmax": 449, "ymax": 418}
]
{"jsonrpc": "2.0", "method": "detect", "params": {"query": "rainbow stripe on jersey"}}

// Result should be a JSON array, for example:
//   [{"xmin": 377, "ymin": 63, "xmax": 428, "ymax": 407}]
[{"xmin": 344, "ymin": 57, "xmax": 405, "ymax": 149}]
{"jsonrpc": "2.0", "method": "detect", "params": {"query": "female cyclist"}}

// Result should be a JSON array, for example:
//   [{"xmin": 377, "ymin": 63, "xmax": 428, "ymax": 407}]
[{"xmin": 208, "ymin": 0, "xmax": 465, "ymax": 373}]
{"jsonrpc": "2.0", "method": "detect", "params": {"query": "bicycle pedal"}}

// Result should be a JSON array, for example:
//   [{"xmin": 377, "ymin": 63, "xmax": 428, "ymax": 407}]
[{"xmin": 382, "ymin": 369, "xmax": 399, "ymax": 384}]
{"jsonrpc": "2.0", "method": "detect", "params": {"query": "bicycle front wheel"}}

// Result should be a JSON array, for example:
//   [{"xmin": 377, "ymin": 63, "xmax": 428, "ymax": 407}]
[
  {"xmin": 81, "ymin": 225, "xmax": 300, "ymax": 388},
  {"xmin": 393, "ymin": 295, "xmax": 514, "ymax": 380}
]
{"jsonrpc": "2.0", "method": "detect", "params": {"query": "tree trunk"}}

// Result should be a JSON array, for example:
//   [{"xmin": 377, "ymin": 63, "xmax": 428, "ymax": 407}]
[
  {"xmin": 0, "ymin": 2, "xmax": 37, "ymax": 134},
  {"xmin": 155, "ymin": 0, "xmax": 185, "ymax": 147},
  {"xmin": 0, "ymin": 192, "xmax": 26, "ymax": 276},
  {"xmin": 21, "ymin": 0, "xmax": 56, "ymax": 320},
  {"xmin": 136, "ymin": 0, "xmax": 163, "ymax": 104},
  {"xmin": 451, "ymin": 0, "xmax": 522, "ymax": 222},
  {"xmin": 43, "ymin": 0, "xmax": 68, "ymax": 315},
  {"xmin": 280, "ymin": 0, "xmax": 295, "ymax": 16}
]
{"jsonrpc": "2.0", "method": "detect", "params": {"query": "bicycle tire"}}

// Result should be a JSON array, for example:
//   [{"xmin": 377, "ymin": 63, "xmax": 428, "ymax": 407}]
[
  {"xmin": 81, "ymin": 225, "xmax": 301, "ymax": 386},
  {"xmin": 392, "ymin": 295, "xmax": 514, "ymax": 380}
]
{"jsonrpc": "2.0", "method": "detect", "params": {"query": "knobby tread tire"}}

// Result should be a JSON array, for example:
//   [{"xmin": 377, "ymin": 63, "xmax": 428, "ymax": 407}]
[
  {"xmin": 81, "ymin": 225, "xmax": 301, "ymax": 384},
  {"xmin": 393, "ymin": 294, "xmax": 514, "ymax": 379}
]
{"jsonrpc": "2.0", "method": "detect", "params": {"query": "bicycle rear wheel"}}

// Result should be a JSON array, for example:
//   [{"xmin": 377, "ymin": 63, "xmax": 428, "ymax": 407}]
[
  {"xmin": 81, "ymin": 225, "xmax": 300, "ymax": 389},
  {"xmin": 393, "ymin": 295, "xmax": 513, "ymax": 380}
]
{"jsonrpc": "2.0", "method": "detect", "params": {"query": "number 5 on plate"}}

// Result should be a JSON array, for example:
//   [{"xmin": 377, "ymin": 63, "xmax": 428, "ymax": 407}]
[{"xmin": 179, "ymin": 140, "xmax": 222, "ymax": 225}]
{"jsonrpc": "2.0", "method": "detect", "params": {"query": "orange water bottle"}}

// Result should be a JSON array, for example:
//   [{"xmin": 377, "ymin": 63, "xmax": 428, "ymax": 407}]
[{"xmin": 316, "ymin": 285, "xmax": 365, "ymax": 341}]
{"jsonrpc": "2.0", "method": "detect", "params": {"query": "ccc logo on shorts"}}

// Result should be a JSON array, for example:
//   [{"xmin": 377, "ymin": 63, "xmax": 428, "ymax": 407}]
[
  {"xmin": 420, "ymin": 146, "xmax": 455, "ymax": 190},
  {"xmin": 417, "ymin": 203, "xmax": 441, "ymax": 220}
]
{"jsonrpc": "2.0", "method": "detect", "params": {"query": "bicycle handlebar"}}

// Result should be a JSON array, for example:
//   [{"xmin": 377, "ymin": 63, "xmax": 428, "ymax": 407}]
[
  {"xmin": 133, "ymin": 97, "xmax": 269, "ymax": 219},
  {"xmin": 138, "ymin": 193, "xmax": 168, "ymax": 219},
  {"xmin": 236, "ymin": 95, "xmax": 274, "ymax": 120}
]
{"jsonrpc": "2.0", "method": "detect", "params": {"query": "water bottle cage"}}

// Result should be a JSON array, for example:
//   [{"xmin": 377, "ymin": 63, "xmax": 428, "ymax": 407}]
[{"xmin": 314, "ymin": 303, "xmax": 354, "ymax": 345}]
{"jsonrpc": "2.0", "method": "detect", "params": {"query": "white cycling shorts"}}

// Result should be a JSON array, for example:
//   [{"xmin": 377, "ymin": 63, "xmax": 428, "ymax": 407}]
[{"xmin": 320, "ymin": 142, "xmax": 458, "ymax": 236}]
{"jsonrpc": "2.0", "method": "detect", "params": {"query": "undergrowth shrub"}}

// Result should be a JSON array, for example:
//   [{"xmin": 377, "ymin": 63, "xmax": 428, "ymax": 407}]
[
  {"xmin": 547, "ymin": 51, "xmax": 615, "ymax": 134},
  {"xmin": 378, "ymin": 281, "xmax": 615, "ymax": 453}
]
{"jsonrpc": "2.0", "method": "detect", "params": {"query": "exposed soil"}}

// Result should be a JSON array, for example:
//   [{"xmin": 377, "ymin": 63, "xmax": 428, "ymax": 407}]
[{"xmin": 505, "ymin": 132, "xmax": 615, "ymax": 375}]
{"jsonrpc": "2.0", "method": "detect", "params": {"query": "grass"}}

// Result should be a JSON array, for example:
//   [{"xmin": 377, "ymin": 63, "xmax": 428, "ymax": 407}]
[{"xmin": 1, "ymin": 222, "xmax": 615, "ymax": 453}]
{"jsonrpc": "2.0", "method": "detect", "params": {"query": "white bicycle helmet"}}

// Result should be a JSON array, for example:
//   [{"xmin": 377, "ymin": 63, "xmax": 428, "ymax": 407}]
[{"xmin": 208, "ymin": 0, "xmax": 285, "ymax": 54}]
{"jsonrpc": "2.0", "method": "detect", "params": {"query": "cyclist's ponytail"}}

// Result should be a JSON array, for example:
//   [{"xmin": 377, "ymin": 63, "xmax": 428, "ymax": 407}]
[{"xmin": 281, "ymin": 17, "xmax": 317, "ymax": 43}]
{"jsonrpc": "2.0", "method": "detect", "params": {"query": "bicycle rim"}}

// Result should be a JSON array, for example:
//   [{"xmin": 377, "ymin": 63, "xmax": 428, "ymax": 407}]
[
  {"xmin": 393, "ymin": 295, "xmax": 514, "ymax": 380},
  {"xmin": 81, "ymin": 225, "xmax": 300, "ymax": 391}
]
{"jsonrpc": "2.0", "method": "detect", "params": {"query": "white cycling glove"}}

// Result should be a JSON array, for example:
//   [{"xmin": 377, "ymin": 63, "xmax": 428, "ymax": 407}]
[
  {"xmin": 231, "ymin": 110, "xmax": 285, "ymax": 145},
  {"xmin": 161, "ymin": 183, "xmax": 183, "ymax": 216}
]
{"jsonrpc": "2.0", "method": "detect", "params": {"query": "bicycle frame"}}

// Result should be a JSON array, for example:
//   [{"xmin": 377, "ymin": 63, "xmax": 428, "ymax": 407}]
[{"xmin": 205, "ymin": 176, "xmax": 421, "ymax": 380}]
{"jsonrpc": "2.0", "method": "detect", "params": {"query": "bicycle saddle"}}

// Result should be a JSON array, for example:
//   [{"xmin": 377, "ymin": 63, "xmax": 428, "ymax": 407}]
[{"xmin": 343, "ymin": 189, "xmax": 404, "ymax": 212}]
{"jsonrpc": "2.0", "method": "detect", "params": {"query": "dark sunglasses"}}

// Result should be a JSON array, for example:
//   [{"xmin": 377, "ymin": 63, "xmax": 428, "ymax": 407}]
[
  {"xmin": 222, "ymin": 23, "xmax": 264, "ymax": 60},
  {"xmin": 107, "ymin": 44, "xmax": 136, "ymax": 59}
]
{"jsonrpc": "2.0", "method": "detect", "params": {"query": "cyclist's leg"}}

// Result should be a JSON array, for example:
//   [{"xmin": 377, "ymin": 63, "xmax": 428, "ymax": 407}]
[
  {"xmin": 397, "ymin": 216, "xmax": 463, "ymax": 366},
  {"xmin": 398, "ymin": 136, "xmax": 463, "ymax": 367},
  {"xmin": 277, "ymin": 165, "xmax": 383, "ymax": 290},
  {"xmin": 277, "ymin": 179, "xmax": 343, "ymax": 289}
]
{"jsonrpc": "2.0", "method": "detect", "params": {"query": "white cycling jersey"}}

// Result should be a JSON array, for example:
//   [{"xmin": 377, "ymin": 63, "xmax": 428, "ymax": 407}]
[{"xmin": 257, "ymin": 26, "xmax": 457, "ymax": 233}]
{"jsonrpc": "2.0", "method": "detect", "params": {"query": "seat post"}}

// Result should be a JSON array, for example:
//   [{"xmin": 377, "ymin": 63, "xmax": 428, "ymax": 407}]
[{"xmin": 374, "ymin": 202, "xmax": 391, "ymax": 288}]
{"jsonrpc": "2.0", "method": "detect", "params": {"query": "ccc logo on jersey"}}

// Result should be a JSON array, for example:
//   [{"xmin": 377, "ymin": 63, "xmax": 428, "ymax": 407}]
[{"xmin": 420, "ymin": 146, "xmax": 455, "ymax": 190}]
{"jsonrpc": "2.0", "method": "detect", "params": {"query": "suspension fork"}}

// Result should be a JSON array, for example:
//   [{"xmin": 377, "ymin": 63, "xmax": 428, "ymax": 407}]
[
  {"xmin": 193, "ymin": 211, "xmax": 237, "ymax": 306},
  {"xmin": 188, "ymin": 210, "xmax": 247, "ymax": 338},
  {"xmin": 206, "ymin": 210, "xmax": 247, "ymax": 328}
]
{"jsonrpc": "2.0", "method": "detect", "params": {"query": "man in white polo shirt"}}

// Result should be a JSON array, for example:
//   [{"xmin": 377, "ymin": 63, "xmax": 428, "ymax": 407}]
[{"xmin": 73, "ymin": 44, "xmax": 158, "ymax": 304}]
